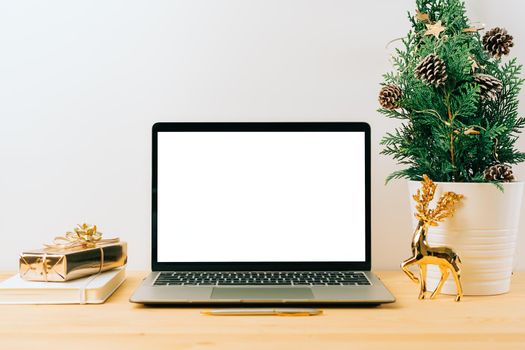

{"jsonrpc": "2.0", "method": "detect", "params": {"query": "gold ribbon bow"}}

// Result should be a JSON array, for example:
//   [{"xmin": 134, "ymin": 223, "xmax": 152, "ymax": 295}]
[{"xmin": 44, "ymin": 223, "xmax": 119, "ymax": 251}]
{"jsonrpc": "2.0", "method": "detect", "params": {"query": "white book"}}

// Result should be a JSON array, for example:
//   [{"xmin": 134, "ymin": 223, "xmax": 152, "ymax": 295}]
[{"xmin": 0, "ymin": 268, "xmax": 126, "ymax": 304}]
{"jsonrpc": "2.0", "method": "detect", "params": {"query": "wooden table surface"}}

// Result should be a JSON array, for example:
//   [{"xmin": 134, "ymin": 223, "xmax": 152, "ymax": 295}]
[{"xmin": 1, "ymin": 271, "xmax": 524, "ymax": 350}]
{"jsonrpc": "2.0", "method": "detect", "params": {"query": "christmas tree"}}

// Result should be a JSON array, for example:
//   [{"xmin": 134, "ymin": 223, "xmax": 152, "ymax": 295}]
[{"xmin": 379, "ymin": 0, "xmax": 524, "ymax": 183}]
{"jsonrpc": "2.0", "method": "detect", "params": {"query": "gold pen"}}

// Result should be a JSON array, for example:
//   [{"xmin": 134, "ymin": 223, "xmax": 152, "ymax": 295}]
[{"xmin": 201, "ymin": 308, "xmax": 322, "ymax": 316}]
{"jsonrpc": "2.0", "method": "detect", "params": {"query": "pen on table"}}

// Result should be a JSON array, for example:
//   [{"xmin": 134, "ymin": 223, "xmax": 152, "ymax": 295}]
[{"xmin": 201, "ymin": 308, "xmax": 323, "ymax": 316}]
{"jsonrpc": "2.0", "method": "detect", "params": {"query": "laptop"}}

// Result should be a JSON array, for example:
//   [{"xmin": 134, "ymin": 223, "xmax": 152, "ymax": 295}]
[{"xmin": 130, "ymin": 122, "xmax": 395, "ymax": 305}]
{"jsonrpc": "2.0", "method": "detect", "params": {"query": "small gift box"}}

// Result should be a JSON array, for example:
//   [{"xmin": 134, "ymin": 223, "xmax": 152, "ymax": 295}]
[{"xmin": 19, "ymin": 224, "xmax": 127, "ymax": 282}]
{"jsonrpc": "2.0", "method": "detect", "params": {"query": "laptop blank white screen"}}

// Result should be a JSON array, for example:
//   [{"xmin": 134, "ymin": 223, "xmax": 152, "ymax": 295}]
[{"xmin": 157, "ymin": 131, "xmax": 365, "ymax": 262}]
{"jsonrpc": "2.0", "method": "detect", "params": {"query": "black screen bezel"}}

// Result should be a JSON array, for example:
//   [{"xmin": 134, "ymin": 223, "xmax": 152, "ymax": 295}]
[{"xmin": 151, "ymin": 122, "xmax": 371, "ymax": 271}]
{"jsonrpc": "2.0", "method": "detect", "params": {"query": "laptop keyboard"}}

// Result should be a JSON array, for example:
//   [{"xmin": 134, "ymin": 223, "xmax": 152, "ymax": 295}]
[{"xmin": 153, "ymin": 271, "xmax": 371, "ymax": 286}]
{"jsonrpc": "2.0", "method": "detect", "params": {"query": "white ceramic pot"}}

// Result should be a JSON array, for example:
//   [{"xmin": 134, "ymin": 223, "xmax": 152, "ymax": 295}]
[{"xmin": 407, "ymin": 181, "xmax": 524, "ymax": 295}]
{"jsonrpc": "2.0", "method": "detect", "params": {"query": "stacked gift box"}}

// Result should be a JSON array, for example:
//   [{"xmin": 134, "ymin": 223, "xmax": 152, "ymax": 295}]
[{"xmin": 19, "ymin": 224, "xmax": 127, "ymax": 282}]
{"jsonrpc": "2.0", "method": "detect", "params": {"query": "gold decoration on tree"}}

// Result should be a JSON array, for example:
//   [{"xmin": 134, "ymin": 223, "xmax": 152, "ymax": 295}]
[
  {"xmin": 468, "ymin": 56, "xmax": 480, "ymax": 72},
  {"xmin": 424, "ymin": 20, "xmax": 446, "ymax": 39},
  {"xmin": 462, "ymin": 27, "xmax": 479, "ymax": 33},
  {"xmin": 415, "ymin": 10, "xmax": 430, "ymax": 24},
  {"xmin": 463, "ymin": 23, "xmax": 485, "ymax": 33},
  {"xmin": 378, "ymin": 84, "xmax": 403, "ymax": 109},
  {"xmin": 401, "ymin": 175, "xmax": 464, "ymax": 301},
  {"xmin": 463, "ymin": 127, "xmax": 480, "ymax": 135}
]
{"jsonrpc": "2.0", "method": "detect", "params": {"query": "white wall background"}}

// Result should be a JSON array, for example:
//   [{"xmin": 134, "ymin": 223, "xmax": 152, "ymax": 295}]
[{"xmin": 1, "ymin": 0, "xmax": 525, "ymax": 271}]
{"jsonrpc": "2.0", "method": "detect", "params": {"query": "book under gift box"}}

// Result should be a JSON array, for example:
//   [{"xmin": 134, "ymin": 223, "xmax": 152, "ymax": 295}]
[{"xmin": 19, "ymin": 242, "xmax": 127, "ymax": 282}]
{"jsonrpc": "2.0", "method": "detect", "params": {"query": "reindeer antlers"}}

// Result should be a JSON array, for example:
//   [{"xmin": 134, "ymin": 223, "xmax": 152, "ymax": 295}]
[
  {"xmin": 413, "ymin": 175, "xmax": 436, "ymax": 219},
  {"xmin": 413, "ymin": 175, "xmax": 463, "ymax": 226}
]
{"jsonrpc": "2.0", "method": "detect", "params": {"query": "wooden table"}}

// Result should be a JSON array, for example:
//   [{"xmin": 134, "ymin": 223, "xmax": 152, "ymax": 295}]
[{"xmin": 1, "ymin": 271, "xmax": 524, "ymax": 349}]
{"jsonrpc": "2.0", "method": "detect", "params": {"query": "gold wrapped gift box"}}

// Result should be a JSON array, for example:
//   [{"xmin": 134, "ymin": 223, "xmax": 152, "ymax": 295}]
[{"xmin": 19, "ymin": 242, "xmax": 127, "ymax": 282}]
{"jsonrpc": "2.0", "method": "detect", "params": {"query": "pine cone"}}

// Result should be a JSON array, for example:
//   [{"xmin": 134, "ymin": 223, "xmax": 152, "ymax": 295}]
[
  {"xmin": 484, "ymin": 164, "xmax": 515, "ymax": 182},
  {"xmin": 415, "ymin": 54, "xmax": 447, "ymax": 87},
  {"xmin": 483, "ymin": 27, "xmax": 514, "ymax": 58},
  {"xmin": 474, "ymin": 73, "xmax": 503, "ymax": 101},
  {"xmin": 378, "ymin": 84, "xmax": 402, "ymax": 109}
]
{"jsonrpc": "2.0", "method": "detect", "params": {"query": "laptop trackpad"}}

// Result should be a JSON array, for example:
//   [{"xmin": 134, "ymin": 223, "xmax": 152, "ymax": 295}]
[{"xmin": 211, "ymin": 287, "xmax": 314, "ymax": 300}]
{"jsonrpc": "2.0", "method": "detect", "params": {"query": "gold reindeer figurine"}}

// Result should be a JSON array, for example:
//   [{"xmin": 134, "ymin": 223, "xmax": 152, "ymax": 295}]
[{"xmin": 401, "ymin": 175, "xmax": 464, "ymax": 301}]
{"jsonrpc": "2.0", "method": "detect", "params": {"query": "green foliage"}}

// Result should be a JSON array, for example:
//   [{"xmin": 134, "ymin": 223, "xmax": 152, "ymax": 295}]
[{"xmin": 379, "ymin": 0, "xmax": 525, "ymax": 183}]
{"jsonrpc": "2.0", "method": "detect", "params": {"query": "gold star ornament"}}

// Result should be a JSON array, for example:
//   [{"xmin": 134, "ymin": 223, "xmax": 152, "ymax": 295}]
[
  {"xmin": 468, "ymin": 56, "xmax": 479, "ymax": 72},
  {"xmin": 425, "ymin": 20, "xmax": 446, "ymax": 39}
]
